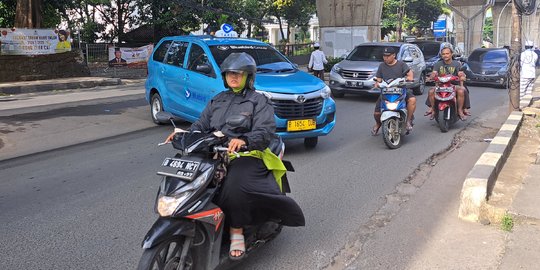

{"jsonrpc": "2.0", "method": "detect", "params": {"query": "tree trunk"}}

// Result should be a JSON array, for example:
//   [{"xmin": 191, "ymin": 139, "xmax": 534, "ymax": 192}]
[
  {"xmin": 276, "ymin": 16, "xmax": 286, "ymax": 43},
  {"xmin": 15, "ymin": 0, "xmax": 43, "ymax": 28},
  {"xmin": 247, "ymin": 22, "xmax": 252, "ymax": 38}
]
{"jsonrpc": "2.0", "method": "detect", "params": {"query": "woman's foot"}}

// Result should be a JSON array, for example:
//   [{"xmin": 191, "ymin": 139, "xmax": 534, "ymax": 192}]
[
  {"xmin": 371, "ymin": 124, "xmax": 381, "ymax": 136},
  {"xmin": 463, "ymin": 109, "xmax": 471, "ymax": 116},
  {"xmin": 229, "ymin": 229, "xmax": 245, "ymax": 260},
  {"xmin": 424, "ymin": 109, "xmax": 435, "ymax": 120},
  {"xmin": 458, "ymin": 113, "xmax": 467, "ymax": 121}
]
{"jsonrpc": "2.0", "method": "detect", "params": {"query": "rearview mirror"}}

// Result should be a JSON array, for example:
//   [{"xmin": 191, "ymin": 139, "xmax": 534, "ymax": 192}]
[
  {"xmin": 402, "ymin": 56, "xmax": 413, "ymax": 62},
  {"xmin": 156, "ymin": 111, "xmax": 175, "ymax": 123},
  {"xmin": 196, "ymin": 64, "xmax": 212, "ymax": 74}
]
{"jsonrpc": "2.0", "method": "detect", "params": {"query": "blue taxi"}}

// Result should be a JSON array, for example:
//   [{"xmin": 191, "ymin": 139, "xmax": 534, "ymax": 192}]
[{"xmin": 145, "ymin": 35, "xmax": 336, "ymax": 148}]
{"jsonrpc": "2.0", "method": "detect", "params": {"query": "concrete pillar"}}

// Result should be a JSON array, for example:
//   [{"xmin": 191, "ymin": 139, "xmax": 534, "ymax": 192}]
[
  {"xmin": 453, "ymin": 5, "xmax": 486, "ymax": 54},
  {"xmin": 522, "ymin": 12, "xmax": 540, "ymax": 47},
  {"xmin": 316, "ymin": 0, "xmax": 383, "ymax": 57},
  {"xmin": 492, "ymin": 1, "xmax": 513, "ymax": 48}
]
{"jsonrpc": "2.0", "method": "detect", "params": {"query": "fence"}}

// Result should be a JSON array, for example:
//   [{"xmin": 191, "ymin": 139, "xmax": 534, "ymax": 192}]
[{"xmin": 73, "ymin": 42, "xmax": 314, "ymax": 78}]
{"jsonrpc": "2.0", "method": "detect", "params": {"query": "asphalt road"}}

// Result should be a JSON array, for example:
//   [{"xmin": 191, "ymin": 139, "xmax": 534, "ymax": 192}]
[{"xmin": 0, "ymin": 85, "xmax": 508, "ymax": 269}]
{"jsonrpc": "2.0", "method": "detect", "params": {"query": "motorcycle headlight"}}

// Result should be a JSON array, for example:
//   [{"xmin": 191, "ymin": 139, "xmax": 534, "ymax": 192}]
[
  {"xmin": 385, "ymin": 101, "xmax": 399, "ymax": 111},
  {"xmin": 320, "ymin": 85, "xmax": 331, "ymax": 99},
  {"xmin": 332, "ymin": 64, "xmax": 342, "ymax": 73},
  {"xmin": 156, "ymin": 169, "xmax": 212, "ymax": 217}
]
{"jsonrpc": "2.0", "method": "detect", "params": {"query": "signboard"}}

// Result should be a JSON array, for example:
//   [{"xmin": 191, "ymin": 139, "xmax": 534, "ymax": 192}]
[
  {"xmin": 108, "ymin": 45, "xmax": 154, "ymax": 68},
  {"xmin": 0, "ymin": 28, "xmax": 71, "ymax": 55},
  {"xmin": 433, "ymin": 18, "xmax": 447, "ymax": 38},
  {"xmin": 215, "ymin": 23, "xmax": 238, "ymax": 38}
]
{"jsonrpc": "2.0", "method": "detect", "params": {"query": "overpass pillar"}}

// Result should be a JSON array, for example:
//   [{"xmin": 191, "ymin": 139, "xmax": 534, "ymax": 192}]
[
  {"xmin": 316, "ymin": 0, "xmax": 383, "ymax": 57},
  {"xmin": 448, "ymin": 1, "xmax": 491, "ymax": 55},
  {"xmin": 522, "ymin": 10, "xmax": 540, "ymax": 47}
]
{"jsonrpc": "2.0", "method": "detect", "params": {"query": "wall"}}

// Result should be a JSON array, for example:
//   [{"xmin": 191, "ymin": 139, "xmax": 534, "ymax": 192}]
[{"xmin": 0, "ymin": 51, "xmax": 90, "ymax": 83}]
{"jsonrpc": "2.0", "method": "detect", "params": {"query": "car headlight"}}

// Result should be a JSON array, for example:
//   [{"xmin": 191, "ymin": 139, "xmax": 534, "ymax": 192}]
[
  {"xmin": 156, "ymin": 169, "xmax": 212, "ymax": 217},
  {"xmin": 320, "ymin": 85, "xmax": 331, "ymax": 99},
  {"xmin": 385, "ymin": 101, "xmax": 399, "ymax": 111},
  {"xmin": 332, "ymin": 64, "xmax": 342, "ymax": 73},
  {"xmin": 256, "ymin": 90, "xmax": 273, "ymax": 99}
]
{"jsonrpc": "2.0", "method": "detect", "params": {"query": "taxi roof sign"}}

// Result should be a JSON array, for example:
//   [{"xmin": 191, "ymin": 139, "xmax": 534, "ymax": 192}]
[{"xmin": 215, "ymin": 23, "xmax": 238, "ymax": 38}]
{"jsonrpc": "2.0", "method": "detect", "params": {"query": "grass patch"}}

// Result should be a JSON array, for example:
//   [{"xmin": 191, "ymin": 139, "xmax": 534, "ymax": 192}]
[{"xmin": 501, "ymin": 214, "xmax": 514, "ymax": 231}]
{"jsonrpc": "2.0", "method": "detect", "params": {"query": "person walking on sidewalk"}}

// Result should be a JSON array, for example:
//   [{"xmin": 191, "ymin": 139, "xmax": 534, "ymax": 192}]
[
  {"xmin": 520, "ymin": 40, "xmax": 537, "ymax": 99},
  {"xmin": 308, "ymin": 43, "xmax": 328, "ymax": 81}
]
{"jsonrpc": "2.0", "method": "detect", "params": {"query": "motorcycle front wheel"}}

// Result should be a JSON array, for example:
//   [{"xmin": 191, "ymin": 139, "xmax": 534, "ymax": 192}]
[
  {"xmin": 382, "ymin": 118, "xmax": 402, "ymax": 149},
  {"xmin": 437, "ymin": 108, "xmax": 450, "ymax": 133},
  {"xmin": 137, "ymin": 236, "xmax": 194, "ymax": 270}
]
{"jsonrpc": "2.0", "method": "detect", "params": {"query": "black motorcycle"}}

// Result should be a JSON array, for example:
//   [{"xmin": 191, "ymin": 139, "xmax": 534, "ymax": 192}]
[{"xmin": 137, "ymin": 112, "xmax": 294, "ymax": 270}]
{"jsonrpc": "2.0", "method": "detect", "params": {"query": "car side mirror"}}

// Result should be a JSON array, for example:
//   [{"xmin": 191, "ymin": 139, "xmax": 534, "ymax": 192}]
[
  {"xmin": 196, "ymin": 64, "xmax": 212, "ymax": 74},
  {"xmin": 402, "ymin": 56, "xmax": 413, "ymax": 62},
  {"xmin": 340, "ymin": 54, "xmax": 348, "ymax": 60}
]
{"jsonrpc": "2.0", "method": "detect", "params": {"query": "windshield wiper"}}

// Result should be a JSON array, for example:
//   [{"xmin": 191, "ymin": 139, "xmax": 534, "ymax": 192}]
[
  {"xmin": 256, "ymin": 67, "xmax": 273, "ymax": 73},
  {"xmin": 275, "ymin": 68, "xmax": 295, "ymax": 73}
]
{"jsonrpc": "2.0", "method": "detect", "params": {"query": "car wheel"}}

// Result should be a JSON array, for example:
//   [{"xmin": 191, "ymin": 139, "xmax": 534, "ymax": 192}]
[
  {"xmin": 331, "ymin": 89, "xmax": 344, "ymax": 98},
  {"xmin": 304, "ymin": 137, "xmax": 318, "ymax": 148},
  {"xmin": 413, "ymin": 74, "xmax": 425, "ymax": 95},
  {"xmin": 150, "ymin": 93, "xmax": 164, "ymax": 125}
]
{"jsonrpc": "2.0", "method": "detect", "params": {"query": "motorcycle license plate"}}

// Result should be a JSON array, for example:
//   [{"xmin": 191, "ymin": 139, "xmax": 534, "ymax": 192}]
[
  {"xmin": 346, "ymin": 81, "xmax": 363, "ymax": 88},
  {"xmin": 287, "ymin": 119, "xmax": 316, "ymax": 132},
  {"xmin": 160, "ymin": 158, "xmax": 200, "ymax": 180}
]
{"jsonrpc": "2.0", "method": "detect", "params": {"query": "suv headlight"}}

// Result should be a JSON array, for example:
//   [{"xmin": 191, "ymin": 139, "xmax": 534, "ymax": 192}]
[
  {"xmin": 256, "ymin": 90, "xmax": 273, "ymax": 99},
  {"xmin": 332, "ymin": 64, "xmax": 342, "ymax": 73},
  {"xmin": 320, "ymin": 85, "xmax": 331, "ymax": 99},
  {"xmin": 156, "ymin": 169, "xmax": 211, "ymax": 217}
]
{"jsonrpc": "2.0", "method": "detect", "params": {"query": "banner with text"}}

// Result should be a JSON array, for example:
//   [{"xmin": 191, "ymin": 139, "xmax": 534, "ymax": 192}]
[
  {"xmin": 0, "ymin": 28, "xmax": 72, "ymax": 55},
  {"xmin": 108, "ymin": 45, "xmax": 154, "ymax": 68}
]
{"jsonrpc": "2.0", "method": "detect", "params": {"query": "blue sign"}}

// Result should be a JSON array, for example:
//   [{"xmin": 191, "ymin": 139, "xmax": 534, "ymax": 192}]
[
  {"xmin": 222, "ymin": 24, "xmax": 233, "ymax": 33},
  {"xmin": 433, "ymin": 18, "xmax": 446, "ymax": 30}
]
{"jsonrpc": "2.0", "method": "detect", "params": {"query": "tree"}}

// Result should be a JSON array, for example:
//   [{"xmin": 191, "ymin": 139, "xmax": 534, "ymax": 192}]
[
  {"xmin": 0, "ymin": 0, "xmax": 16, "ymax": 27},
  {"xmin": 382, "ymin": 0, "xmax": 444, "ymax": 40},
  {"xmin": 483, "ymin": 14, "xmax": 493, "ymax": 43},
  {"xmin": 14, "ymin": 0, "xmax": 43, "ymax": 28},
  {"xmin": 270, "ymin": 0, "xmax": 316, "ymax": 43}
]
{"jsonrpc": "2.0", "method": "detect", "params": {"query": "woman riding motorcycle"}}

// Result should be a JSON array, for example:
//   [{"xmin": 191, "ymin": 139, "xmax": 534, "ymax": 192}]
[{"xmin": 164, "ymin": 52, "xmax": 305, "ymax": 260}]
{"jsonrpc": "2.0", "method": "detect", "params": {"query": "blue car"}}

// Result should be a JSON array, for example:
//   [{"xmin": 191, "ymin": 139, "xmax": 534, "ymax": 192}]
[{"xmin": 145, "ymin": 36, "xmax": 336, "ymax": 148}]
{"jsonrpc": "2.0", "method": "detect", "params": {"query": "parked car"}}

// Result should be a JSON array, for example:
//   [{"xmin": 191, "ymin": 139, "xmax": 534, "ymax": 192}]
[
  {"xmin": 410, "ymin": 41, "xmax": 454, "ymax": 82},
  {"xmin": 462, "ymin": 47, "xmax": 509, "ymax": 88},
  {"xmin": 328, "ymin": 42, "xmax": 427, "ymax": 97},
  {"xmin": 145, "ymin": 36, "xmax": 336, "ymax": 148}
]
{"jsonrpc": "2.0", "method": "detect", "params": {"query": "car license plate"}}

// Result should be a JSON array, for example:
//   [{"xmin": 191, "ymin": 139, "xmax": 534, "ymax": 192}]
[
  {"xmin": 287, "ymin": 119, "xmax": 316, "ymax": 132},
  {"xmin": 346, "ymin": 81, "xmax": 363, "ymax": 88},
  {"xmin": 160, "ymin": 158, "xmax": 200, "ymax": 180}
]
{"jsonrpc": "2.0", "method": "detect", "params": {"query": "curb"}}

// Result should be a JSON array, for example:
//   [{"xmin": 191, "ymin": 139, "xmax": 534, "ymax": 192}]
[
  {"xmin": 0, "ymin": 77, "xmax": 122, "ymax": 95},
  {"xmin": 458, "ymin": 79, "xmax": 539, "ymax": 223}
]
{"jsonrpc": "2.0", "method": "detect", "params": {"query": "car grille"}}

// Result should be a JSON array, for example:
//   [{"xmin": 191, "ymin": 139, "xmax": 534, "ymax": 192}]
[
  {"xmin": 271, "ymin": 98, "xmax": 323, "ymax": 119},
  {"xmin": 341, "ymin": 69, "xmax": 372, "ymax": 80}
]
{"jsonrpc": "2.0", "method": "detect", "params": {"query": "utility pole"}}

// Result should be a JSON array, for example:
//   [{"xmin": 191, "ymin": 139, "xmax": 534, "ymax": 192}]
[
  {"xmin": 396, "ymin": 0, "xmax": 405, "ymax": 41},
  {"xmin": 509, "ymin": 0, "xmax": 522, "ymax": 112}
]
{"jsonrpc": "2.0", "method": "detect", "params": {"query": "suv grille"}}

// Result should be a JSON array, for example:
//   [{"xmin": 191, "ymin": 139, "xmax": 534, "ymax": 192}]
[
  {"xmin": 341, "ymin": 69, "xmax": 372, "ymax": 80},
  {"xmin": 271, "ymin": 98, "xmax": 323, "ymax": 119}
]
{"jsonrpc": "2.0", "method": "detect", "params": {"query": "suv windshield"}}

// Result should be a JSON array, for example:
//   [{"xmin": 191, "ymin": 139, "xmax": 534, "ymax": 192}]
[
  {"xmin": 469, "ymin": 50, "xmax": 508, "ymax": 63},
  {"xmin": 414, "ymin": 43, "xmax": 440, "ymax": 59},
  {"xmin": 346, "ymin": 46, "xmax": 398, "ymax": 61},
  {"xmin": 210, "ymin": 45, "xmax": 295, "ymax": 72}
]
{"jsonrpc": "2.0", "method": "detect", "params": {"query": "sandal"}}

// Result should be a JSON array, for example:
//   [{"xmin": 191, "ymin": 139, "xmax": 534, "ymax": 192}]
[
  {"xmin": 458, "ymin": 114, "xmax": 467, "ymax": 121},
  {"xmin": 229, "ymin": 233, "xmax": 246, "ymax": 260},
  {"xmin": 371, "ymin": 125, "xmax": 380, "ymax": 136},
  {"xmin": 424, "ymin": 110, "xmax": 435, "ymax": 120},
  {"xmin": 464, "ymin": 109, "xmax": 472, "ymax": 116}
]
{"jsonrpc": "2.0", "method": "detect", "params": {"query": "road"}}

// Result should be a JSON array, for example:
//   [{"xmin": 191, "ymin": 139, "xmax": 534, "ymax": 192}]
[{"xmin": 0, "ymin": 85, "xmax": 509, "ymax": 269}]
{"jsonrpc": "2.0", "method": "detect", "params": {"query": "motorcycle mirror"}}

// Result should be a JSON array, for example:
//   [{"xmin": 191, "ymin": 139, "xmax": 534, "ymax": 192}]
[
  {"xmin": 156, "ymin": 111, "xmax": 178, "ymax": 128},
  {"xmin": 226, "ymin": 114, "xmax": 249, "ymax": 128}
]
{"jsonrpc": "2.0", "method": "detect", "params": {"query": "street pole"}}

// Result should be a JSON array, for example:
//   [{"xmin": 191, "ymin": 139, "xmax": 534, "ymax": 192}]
[
  {"xmin": 509, "ymin": 0, "xmax": 521, "ymax": 112},
  {"xmin": 496, "ymin": 0, "xmax": 511, "ymax": 48}
]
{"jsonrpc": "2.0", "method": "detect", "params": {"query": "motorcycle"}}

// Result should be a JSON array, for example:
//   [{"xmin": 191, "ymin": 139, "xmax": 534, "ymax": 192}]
[
  {"xmin": 377, "ymin": 77, "xmax": 413, "ymax": 149},
  {"xmin": 137, "ymin": 112, "xmax": 294, "ymax": 270},
  {"xmin": 432, "ymin": 73, "xmax": 461, "ymax": 132}
]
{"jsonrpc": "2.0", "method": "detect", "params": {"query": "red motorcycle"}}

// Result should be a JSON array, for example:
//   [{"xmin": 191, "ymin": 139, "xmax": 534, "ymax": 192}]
[{"xmin": 432, "ymin": 74, "xmax": 461, "ymax": 132}]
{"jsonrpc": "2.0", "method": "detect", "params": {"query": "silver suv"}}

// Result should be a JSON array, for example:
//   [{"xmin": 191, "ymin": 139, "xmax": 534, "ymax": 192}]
[{"xmin": 329, "ymin": 42, "xmax": 426, "ymax": 97}]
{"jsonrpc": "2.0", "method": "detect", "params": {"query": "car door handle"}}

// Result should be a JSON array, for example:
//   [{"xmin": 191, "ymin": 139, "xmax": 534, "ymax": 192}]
[{"xmin": 183, "ymin": 74, "xmax": 189, "ymax": 81}]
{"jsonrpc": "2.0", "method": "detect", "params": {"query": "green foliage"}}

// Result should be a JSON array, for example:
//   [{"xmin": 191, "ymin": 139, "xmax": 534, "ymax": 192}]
[
  {"xmin": 501, "ymin": 214, "xmax": 514, "ymax": 232},
  {"xmin": 483, "ymin": 15, "xmax": 493, "ymax": 43},
  {"xmin": 382, "ymin": 0, "xmax": 444, "ymax": 39},
  {"xmin": 0, "ymin": 0, "xmax": 16, "ymax": 27},
  {"xmin": 324, "ymin": 56, "xmax": 342, "ymax": 72}
]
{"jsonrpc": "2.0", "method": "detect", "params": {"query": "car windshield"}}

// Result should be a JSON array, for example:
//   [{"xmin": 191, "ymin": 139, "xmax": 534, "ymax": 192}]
[
  {"xmin": 414, "ymin": 43, "xmax": 440, "ymax": 59},
  {"xmin": 210, "ymin": 45, "xmax": 295, "ymax": 72},
  {"xmin": 469, "ymin": 50, "xmax": 508, "ymax": 63},
  {"xmin": 346, "ymin": 45, "xmax": 397, "ymax": 61}
]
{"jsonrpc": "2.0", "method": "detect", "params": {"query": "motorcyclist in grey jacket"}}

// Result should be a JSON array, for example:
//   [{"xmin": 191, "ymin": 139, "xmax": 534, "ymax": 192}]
[{"xmin": 165, "ymin": 52, "xmax": 305, "ymax": 260}]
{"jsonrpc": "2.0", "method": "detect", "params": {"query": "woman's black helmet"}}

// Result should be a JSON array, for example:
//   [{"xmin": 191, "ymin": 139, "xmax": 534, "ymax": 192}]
[{"xmin": 220, "ymin": 52, "xmax": 257, "ymax": 90}]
